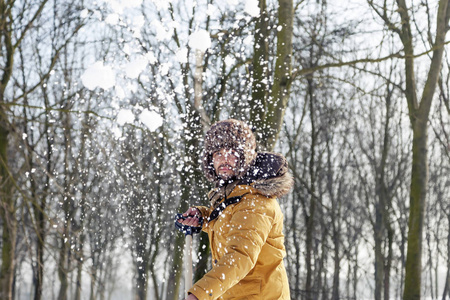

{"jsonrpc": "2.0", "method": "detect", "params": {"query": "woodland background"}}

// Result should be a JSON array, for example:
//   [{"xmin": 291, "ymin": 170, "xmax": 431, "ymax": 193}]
[{"xmin": 0, "ymin": 0, "xmax": 449, "ymax": 299}]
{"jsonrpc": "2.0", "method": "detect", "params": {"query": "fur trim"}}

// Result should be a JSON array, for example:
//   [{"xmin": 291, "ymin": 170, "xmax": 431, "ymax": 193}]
[
  {"xmin": 243, "ymin": 152, "xmax": 294, "ymax": 198},
  {"xmin": 252, "ymin": 172, "xmax": 294, "ymax": 198},
  {"xmin": 203, "ymin": 119, "xmax": 257, "ymax": 182}
]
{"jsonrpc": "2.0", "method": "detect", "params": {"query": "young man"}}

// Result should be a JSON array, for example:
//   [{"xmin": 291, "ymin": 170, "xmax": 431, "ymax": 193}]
[{"xmin": 178, "ymin": 119, "xmax": 293, "ymax": 300}]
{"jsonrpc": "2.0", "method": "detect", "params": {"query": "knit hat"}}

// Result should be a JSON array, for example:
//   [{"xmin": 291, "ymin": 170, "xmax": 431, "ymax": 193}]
[{"xmin": 203, "ymin": 119, "xmax": 257, "ymax": 182}]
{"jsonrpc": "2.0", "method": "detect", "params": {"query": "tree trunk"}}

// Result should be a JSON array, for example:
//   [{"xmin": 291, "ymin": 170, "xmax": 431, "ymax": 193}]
[
  {"xmin": 304, "ymin": 77, "xmax": 317, "ymax": 300},
  {"xmin": 33, "ymin": 188, "xmax": 47, "ymax": 300},
  {"xmin": 384, "ymin": 221, "xmax": 394, "ymax": 300},
  {"xmin": 166, "ymin": 235, "xmax": 184, "ymax": 299},
  {"xmin": 58, "ymin": 109, "xmax": 73, "ymax": 300},
  {"xmin": 167, "ymin": 108, "xmax": 204, "ymax": 300},
  {"xmin": 262, "ymin": 0, "xmax": 293, "ymax": 151},
  {"xmin": 74, "ymin": 253, "xmax": 83, "ymax": 300},
  {"xmin": 394, "ymin": 1, "xmax": 450, "ymax": 299},
  {"xmin": 331, "ymin": 232, "xmax": 340, "ymax": 300},
  {"xmin": 292, "ymin": 190, "xmax": 301, "ymax": 299},
  {"xmin": 0, "ymin": 120, "xmax": 16, "ymax": 300},
  {"xmin": 0, "ymin": 1, "xmax": 16, "ymax": 297},
  {"xmin": 250, "ymin": 0, "xmax": 269, "ymax": 142},
  {"xmin": 403, "ymin": 119, "xmax": 428, "ymax": 300},
  {"xmin": 150, "ymin": 264, "xmax": 161, "ymax": 300},
  {"xmin": 57, "ymin": 206, "xmax": 70, "ymax": 300},
  {"xmin": 375, "ymin": 90, "xmax": 393, "ymax": 300},
  {"xmin": 32, "ymin": 81, "xmax": 53, "ymax": 300},
  {"xmin": 442, "ymin": 217, "xmax": 450, "ymax": 300},
  {"xmin": 374, "ymin": 201, "xmax": 384, "ymax": 300},
  {"xmin": 135, "ymin": 260, "xmax": 148, "ymax": 300}
]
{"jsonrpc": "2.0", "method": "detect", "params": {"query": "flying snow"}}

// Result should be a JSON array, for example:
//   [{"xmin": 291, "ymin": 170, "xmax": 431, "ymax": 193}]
[
  {"xmin": 225, "ymin": 56, "xmax": 235, "ymax": 66},
  {"xmin": 152, "ymin": 20, "xmax": 173, "ymax": 41},
  {"xmin": 131, "ymin": 15, "xmax": 145, "ymax": 30},
  {"xmin": 116, "ymin": 109, "xmax": 135, "ymax": 126},
  {"xmin": 206, "ymin": 4, "xmax": 218, "ymax": 16},
  {"xmin": 80, "ymin": 9, "xmax": 89, "ymax": 19},
  {"xmin": 243, "ymin": 36, "xmax": 253, "ymax": 46},
  {"xmin": 226, "ymin": 0, "xmax": 239, "ymax": 6},
  {"xmin": 80, "ymin": 61, "xmax": 115, "ymax": 90},
  {"xmin": 139, "ymin": 110, "xmax": 163, "ymax": 132},
  {"xmin": 146, "ymin": 52, "xmax": 157, "ymax": 65},
  {"xmin": 159, "ymin": 63, "xmax": 171, "ymax": 76},
  {"xmin": 125, "ymin": 58, "xmax": 148, "ymax": 79},
  {"xmin": 105, "ymin": 13, "xmax": 120, "ymax": 25},
  {"xmin": 104, "ymin": 0, "xmax": 142, "ymax": 13},
  {"xmin": 244, "ymin": 0, "xmax": 260, "ymax": 17},
  {"xmin": 151, "ymin": 0, "xmax": 169, "ymax": 10},
  {"xmin": 115, "ymin": 86, "xmax": 126, "ymax": 99},
  {"xmin": 188, "ymin": 30, "xmax": 211, "ymax": 52},
  {"xmin": 176, "ymin": 48, "xmax": 188, "ymax": 64}
]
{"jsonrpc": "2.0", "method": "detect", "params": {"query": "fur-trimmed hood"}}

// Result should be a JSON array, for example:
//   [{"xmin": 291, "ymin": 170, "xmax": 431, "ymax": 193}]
[{"xmin": 241, "ymin": 152, "xmax": 294, "ymax": 198}]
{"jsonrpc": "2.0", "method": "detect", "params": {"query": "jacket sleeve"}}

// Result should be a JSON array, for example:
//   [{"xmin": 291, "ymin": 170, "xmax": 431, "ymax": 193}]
[
  {"xmin": 195, "ymin": 206, "xmax": 212, "ymax": 219},
  {"xmin": 189, "ymin": 196, "xmax": 274, "ymax": 300},
  {"xmin": 195, "ymin": 206, "xmax": 212, "ymax": 233}
]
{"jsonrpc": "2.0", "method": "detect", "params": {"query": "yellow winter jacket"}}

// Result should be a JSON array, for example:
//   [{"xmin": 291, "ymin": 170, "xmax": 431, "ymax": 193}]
[{"xmin": 189, "ymin": 182, "xmax": 291, "ymax": 300}]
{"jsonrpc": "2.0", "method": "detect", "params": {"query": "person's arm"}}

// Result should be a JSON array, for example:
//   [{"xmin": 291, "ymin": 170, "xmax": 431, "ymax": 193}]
[{"xmin": 188, "ymin": 196, "xmax": 274, "ymax": 300}]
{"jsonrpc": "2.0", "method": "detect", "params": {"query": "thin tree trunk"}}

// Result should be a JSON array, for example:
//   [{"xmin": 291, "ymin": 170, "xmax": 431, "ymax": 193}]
[
  {"xmin": 166, "ymin": 183, "xmax": 189, "ymax": 300},
  {"xmin": 305, "ymin": 77, "xmax": 317, "ymax": 300},
  {"xmin": 58, "ymin": 109, "xmax": 73, "ymax": 300},
  {"xmin": 166, "ymin": 114, "xmax": 204, "ymax": 300},
  {"xmin": 376, "ymin": 89, "xmax": 393, "ymax": 300},
  {"xmin": 329, "ymin": 142, "xmax": 341, "ymax": 300},
  {"xmin": 384, "ymin": 222, "xmax": 393, "ymax": 300},
  {"xmin": 441, "ymin": 212, "xmax": 450, "ymax": 300},
  {"xmin": 150, "ymin": 264, "xmax": 161, "ymax": 300},
  {"xmin": 374, "ymin": 202, "xmax": 384, "ymax": 300},
  {"xmin": 0, "ymin": 0, "xmax": 16, "ymax": 297},
  {"xmin": 74, "ymin": 185, "xmax": 86, "ymax": 300},
  {"xmin": 89, "ymin": 269, "xmax": 97, "ymax": 300},
  {"xmin": 353, "ymin": 245, "xmax": 358, "ymax": 300},
  {"xmin": 32, "ymin": 78, "xmax": 53, "ymax": 300},
  {"xmin": 293, "ymin": 196, "xmax": 301, "ymax": 299},
  {"xmin": 135, "ymin": 256, "xmax": 148, "ymax": 300},
  {"xmin": 319, "ymin": 228, "xmax": 328, "ymax": 300},
  {"xmin": 331, "ymin": 232, "xmax": 340, "ymax": 300},
  {"xmin": 0, "ymin": 120, "xmax": 16, "ymax": 300}
]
